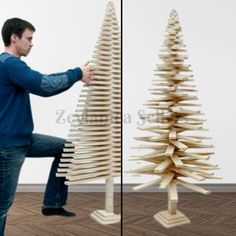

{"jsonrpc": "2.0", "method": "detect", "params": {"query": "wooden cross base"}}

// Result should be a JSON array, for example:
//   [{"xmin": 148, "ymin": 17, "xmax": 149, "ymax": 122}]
[
  {"xmin": 154, "ymin": 210, "xmax": 190, "ymax": 228},
  {"xmin": 90, "ymin": 210, "xmax": 121, "ymax": 225}
]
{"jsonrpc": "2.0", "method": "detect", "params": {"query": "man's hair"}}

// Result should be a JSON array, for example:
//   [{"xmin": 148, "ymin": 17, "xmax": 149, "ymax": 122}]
[{"xmin": 1, "ymin": 18, "xmax": 35, "ymax": 46}]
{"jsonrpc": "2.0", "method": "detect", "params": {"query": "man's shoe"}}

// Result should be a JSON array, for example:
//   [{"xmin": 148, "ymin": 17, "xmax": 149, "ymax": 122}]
[{"xmin": 42, "ymin": 207, "xmax": 76, "ymax": 217}]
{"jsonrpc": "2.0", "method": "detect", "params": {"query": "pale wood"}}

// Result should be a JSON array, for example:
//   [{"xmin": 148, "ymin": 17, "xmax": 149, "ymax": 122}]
[
  {"xmin": 134, "ymin": 134, "xmax": 168, "ymax": 142},
  {"xmin": 173, "ymin": 179, "xmax": 210, "ymax": 195},
  {"xmin": 168, "ymin": 182, "xmax": 178, "ymax": 215},
  {"xmin": 183, "ymin": 161, "xmax": 218, "ymax": 168},
  {"xmin": 170, "ymin": 140, "xmax": 188, "ymax": 151},
  {"xmin": 130, "ymin": 9, "xmax": 220, "ymax": 228},
  {"xmin": 165, "ymin": 144, "xmax": 175, "ymax": 156},
  {"xmin": 168, "ymin": 129, "xmax": 177, "ymax": 140},
  {"xmin": 176, "ymin": 151, "xmax": 211, "ymax": 160},
  {"xmin": 133, "ymin": 178, "xmax": 163, "ymax": 191},
  {"xmin": 154, "ymin": 210, "xmax": 190, "ymax": 228},
  {"xmin": 130, "ymin": 164, "xmax": 158, "ymax": 173},
  {"xmin": 171, "ymin": 167, "xmax": 205, "ymax": 181},
  {"xmin": 90, "ymin": 173, "xmax": 121, "ymax": 225},
  {"xmin": 56, "ymin": 1, "xmax": 120, "ymax": 225},
  {"xmin": 154, "ymin": 159, "xmax": 172, "ymax": 173},
  {"xmin": 160, "ymin": 172, "xmax": 175, "ymax": 189},
  {"xmin": 90, "ymin": 210, "xmax": 121, "ymax": 225},
  {"xmin": 170, "ymin": 154, "xmax": 184, "ymax": 167},
  {"xmin": 65, "ymin": 173, "xmax": 120, "ymax": 185},
  {"xmin": 177, "ymin": 135, "xmax": 202, "ymax": 143},
  {"xmin": 66, "ymin": 170, "xmax": 110, "ymax": 181},
  {"xmin": 130, "ymin": 150, "xmax": 167, "ymax": 160}
]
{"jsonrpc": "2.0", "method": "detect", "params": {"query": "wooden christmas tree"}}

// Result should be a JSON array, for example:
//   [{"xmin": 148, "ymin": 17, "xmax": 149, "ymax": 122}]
[
  {"xmin": 56, "ymin": 1, "xmax": 121, "ymax": 225},
  {"xmin": 130, "ymin": 10, "xmax": 220, "ymax": 228}
]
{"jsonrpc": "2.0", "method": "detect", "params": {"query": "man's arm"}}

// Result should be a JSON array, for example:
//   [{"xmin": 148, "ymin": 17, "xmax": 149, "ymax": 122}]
[{"xmin": 4, "ymin": 56, "xmax": 92, "ymax": 97}]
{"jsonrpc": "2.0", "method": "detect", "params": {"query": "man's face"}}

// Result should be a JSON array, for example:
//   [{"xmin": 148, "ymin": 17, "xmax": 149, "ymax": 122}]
[{"xmin": 14, "ymin": 28, "xmax": 34, "ymax": 57}]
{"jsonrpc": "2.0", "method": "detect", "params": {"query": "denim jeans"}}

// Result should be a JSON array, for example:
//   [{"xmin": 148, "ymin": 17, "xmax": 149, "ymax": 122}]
[{"xmin": 0, "ymin": 133, "xmax": 68, "ymax": 236}]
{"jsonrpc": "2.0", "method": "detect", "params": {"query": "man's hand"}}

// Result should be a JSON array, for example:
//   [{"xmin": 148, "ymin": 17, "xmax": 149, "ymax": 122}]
[{"xmin": 81, "ymin": 61, "xmax": 94, "ymax": 84}]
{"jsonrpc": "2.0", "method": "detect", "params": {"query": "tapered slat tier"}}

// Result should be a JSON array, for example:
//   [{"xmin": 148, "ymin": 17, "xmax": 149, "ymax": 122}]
[{"xmin": 56, "ymin": 2, "xmax": 121, "ymax": 225}]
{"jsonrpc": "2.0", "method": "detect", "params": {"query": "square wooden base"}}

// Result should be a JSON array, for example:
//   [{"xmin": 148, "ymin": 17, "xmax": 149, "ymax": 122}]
[
  {"xmin": 90, "ymin": 210, "xmax": 121, "ymax": 225},
  {"xmin": 154, "ymin": 210, "xmax": 190, "ymax": 228}
]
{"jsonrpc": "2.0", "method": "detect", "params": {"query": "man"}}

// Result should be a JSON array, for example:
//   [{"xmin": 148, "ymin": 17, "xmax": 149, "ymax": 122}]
[{"xmin": 0, "ymin": 18, "xmax": 93, "ymax": 235}]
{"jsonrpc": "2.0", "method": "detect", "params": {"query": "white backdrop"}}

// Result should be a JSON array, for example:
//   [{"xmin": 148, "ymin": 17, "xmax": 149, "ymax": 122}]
[
  {"xmin": 1, "ymin": 0, "xmax": 236, "ymax": 185},
  {"xmin": 0, "ymin": 0, "xmax": 121, "ymax": 184},
  {"xmin": 123, "ymin": 0, "xmax": 236, "ymax": 184}
]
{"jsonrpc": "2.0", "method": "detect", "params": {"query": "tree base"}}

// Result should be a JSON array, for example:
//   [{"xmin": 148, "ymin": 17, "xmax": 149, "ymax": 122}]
[
  {"xmin": 154, "ymin": 210, "xmax": 190, "ymax": 228},
  {"xmin": 90, "ymin": 210, "xmax": 121, "ymax": 225}
]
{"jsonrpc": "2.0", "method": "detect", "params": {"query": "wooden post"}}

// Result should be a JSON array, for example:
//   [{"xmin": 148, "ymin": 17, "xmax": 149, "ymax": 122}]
[
  {"xmin": 90, "ymin": 177, "xmax": 121, "ymax": 225},
  {"xmin": 154, "ymin": 183, "xmax": 190, "ymax": 228},
  {"xmin": 168, "ymin": 182, "xmax": 178, "ymax": 215},
  {"xmin": 105, "ymin": 177, "xmax": 114, "ymax": 213}
]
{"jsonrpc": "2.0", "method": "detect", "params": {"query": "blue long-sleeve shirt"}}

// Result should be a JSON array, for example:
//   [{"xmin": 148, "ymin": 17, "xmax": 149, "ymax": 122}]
[{"xmin": 0, "ymin": 52, "xmax": 83, "ymax": 147}]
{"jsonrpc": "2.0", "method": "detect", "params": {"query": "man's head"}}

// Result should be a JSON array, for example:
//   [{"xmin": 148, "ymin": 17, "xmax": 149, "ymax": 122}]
[{"xmin": 2, "ymin": 18, "xmax": 35, "ymax": 57}]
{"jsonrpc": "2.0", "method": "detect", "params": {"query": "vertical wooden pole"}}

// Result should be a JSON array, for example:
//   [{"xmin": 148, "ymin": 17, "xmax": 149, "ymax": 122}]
[
  {"xmin": 105, "ymin": 177, "xmax": 114, "ymax": 214},
  {"xmin": 154, "ymin": 181, "xmax": 190, "ymax": 227},
  {"xmin": 168, "ymin": 182, "xmax": 178, "ymax": 215},
  {"xmin": 90, "ymin": 176, "xmax": 120, "ymax": 224}
]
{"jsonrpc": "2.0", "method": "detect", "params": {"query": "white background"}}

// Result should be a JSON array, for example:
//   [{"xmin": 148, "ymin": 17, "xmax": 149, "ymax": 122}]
[
  {"xmin": 0, "ymin": 0, "xmax": 121, "ymax": 184},
  {"xmin": 123, "ymin": 0, "xmax": 236, "ymax": 184},
  {"xmin": 1, "ymin": 0, "xmax": 236, "ymax": 185}
]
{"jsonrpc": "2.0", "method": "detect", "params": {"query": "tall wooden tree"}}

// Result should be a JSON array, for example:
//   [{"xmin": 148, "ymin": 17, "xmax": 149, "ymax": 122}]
[
  {"xmin": 57, "ymin": 1, "xmax": 121, "ymax": 225},
  {"xmin": 130, "ymin": 10, "xmax": 220, "ymax": 228}
]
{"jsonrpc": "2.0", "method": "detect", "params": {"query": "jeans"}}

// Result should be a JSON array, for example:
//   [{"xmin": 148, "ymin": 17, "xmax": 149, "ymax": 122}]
[{"xmin": 0, "ymin": 133, "xmax": 68, "ymax": 236}]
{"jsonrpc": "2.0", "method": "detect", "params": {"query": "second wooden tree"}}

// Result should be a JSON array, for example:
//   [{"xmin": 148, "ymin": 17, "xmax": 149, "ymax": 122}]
[{"xmin": 130, "ymin": 10, "xmax": 220, "ymax": 228}]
